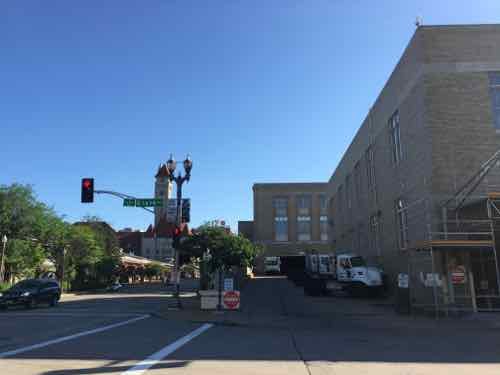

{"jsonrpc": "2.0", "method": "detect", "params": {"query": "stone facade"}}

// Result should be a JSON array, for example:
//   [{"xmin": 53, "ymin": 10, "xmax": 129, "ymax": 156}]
[
  {"xmin": 248, "ymin": 183, "xmax": 331, "ymax": 259},
  {"xmin": 326, "ymin": 25, "xmax": 500, "ymax": 284},
  {"xmin": 154, "ymin": 164, "xmax": 173, "ymax": 226}
]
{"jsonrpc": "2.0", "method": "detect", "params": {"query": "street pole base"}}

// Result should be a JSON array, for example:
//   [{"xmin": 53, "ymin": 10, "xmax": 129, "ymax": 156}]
[{"xmin": 167, "ymin": 297, "xmax": 183, "ymax": 310}]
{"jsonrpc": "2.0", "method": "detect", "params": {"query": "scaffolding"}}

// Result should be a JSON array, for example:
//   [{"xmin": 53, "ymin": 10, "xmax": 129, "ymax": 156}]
[
  {"xmin": 399, "ymin": 198, "xmax": 500, "ymax": 318},
  {"xmin": 407, "ymin": 218, "xmax": 500, "ymax": 317}
]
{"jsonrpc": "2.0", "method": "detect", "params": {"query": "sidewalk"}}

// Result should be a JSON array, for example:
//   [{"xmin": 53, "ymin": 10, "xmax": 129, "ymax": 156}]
[{"xmin": 157, "ymin": 277, "xmax": 500, "ymax": 331}]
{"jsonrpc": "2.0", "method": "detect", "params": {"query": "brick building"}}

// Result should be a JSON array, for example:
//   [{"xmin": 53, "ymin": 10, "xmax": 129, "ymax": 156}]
[{"xmin": 327, "ymin": 24, "xmax": 500, "ymax": 311}]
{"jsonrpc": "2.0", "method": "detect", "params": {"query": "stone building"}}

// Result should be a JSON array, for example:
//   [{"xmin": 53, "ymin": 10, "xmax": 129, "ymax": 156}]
[
  {"xmin": 239, "ymin": 182, "xmax": 331, "ymax": 272},
  {"xmin": 326, "ymin": 24, "xmax": 500, "ymax": 311}
]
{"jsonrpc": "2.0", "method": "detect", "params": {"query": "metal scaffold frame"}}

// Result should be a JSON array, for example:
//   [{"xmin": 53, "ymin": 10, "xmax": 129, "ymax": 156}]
[{"xmin": 400, "ymin": 148, "xmax": 500, "ymax": 317}]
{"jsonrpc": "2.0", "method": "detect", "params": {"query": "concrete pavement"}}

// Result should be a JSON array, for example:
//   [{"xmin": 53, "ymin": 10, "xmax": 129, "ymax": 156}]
[{"xmin": 0, "ymin": 277, "xmax": 499, "ymax": 374}]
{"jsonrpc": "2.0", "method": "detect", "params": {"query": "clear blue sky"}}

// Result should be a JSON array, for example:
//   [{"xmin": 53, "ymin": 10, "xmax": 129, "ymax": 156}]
[{"xmin": 2, "ymin": 1, "xmax": 499, "ymax": 231}]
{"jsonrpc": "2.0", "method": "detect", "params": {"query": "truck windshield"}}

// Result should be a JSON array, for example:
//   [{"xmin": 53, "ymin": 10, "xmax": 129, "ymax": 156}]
[{"xmin": 350, "ymin": 257, "xmax": 366, "ymax": 267}]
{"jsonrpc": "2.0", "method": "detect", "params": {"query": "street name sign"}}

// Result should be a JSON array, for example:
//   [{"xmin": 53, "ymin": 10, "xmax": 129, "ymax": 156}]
[{"xmin": 123, "ymin": 198, "xmax": 163, "ymax": 207}]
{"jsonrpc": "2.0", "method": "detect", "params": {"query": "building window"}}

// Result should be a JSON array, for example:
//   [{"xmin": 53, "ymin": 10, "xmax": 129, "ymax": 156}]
[
  {"xmin": 296, "ymin": 195, "xmax": 311, "ymax": 241},
  {"xmin": 337, "ymin": 185, "xmax": 343, "ymax": 212},
  {"xmin": 297, "ymin": 216, "xmax": 311, "ymax": 241},
  {"xmin": 345, "ymin": 175, "xmax": 352, "ymax": 209},
  {"xmin": 370, "ymin": 215, "xmax": 382, "ymax": 256},
  {"xmin": 319, "ymin": 195, "xmax": 327, "ymax": 215},
  {"xmin": 320, "ymin": 215, "xmax": 328, "ymax": 241},
  {"xmin": 389, "ymin": 110, "xmax": 402, "ymax": 165},
  {"xmin": 273, "ymin": 197, "xmax": 288, "ymax": 242},
  {"xmin": 396, "ymin": 199, "xmax": 408, "ymax": 249},
  {"xmin": 354, "ymin": 161, "xmax": 361, "ymax": 204},
  {"xmin": 296, "ymin": 195, "xmax": 312, "ymax": 216},
  {"xmin": 489, "ymin": 72, "xmax": 500, "ymax": 129},
  {"xmin": 365, "ymin": 147, "xmax": 375, "ymax": 188}
]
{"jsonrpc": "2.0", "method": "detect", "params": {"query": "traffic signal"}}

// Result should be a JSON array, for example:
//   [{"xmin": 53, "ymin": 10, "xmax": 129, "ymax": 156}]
[{"xmin": 81, "ymin": 178, "xmax": 94, "ymax": 203}]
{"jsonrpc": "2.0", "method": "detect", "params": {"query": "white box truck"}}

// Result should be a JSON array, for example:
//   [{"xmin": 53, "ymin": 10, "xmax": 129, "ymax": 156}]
[{"xmin": 304, "ymin": 252, "xmax": 384, "ymax": 296}]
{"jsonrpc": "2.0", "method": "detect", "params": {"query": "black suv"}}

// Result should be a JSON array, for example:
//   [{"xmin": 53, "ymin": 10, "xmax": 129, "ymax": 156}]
[{"xmin": 0, "ymin": 279, "xmax": 61, "ymax": 310}]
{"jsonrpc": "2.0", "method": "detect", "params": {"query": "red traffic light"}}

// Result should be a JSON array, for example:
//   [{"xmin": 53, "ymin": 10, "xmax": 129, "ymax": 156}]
[
  {"xmin": 174, "ymin": 226, "xmax": 181, "ymax": 237},
  {"xmin": 81, "ymin": 178, "xmax": 94, "ymax": 203}
]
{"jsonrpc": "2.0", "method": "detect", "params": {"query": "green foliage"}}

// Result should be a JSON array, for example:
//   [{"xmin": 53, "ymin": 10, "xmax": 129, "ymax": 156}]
[
  {"xmin": 0, "ymin": 282, "xmax": 12, "ymax": 292},
  {"xmin": 0, "ymin": 184, "xmax": 120, "ymax": 290},
  {"xmin": 179, "ymin": 227, "xmax": 262, "ymax": 272},
  {"xmin": 144, "ymin": 263, "xmax": 164, "ymax": 280},
  {"xmin": 5, "ymin": 239, "xmax": 46, "ymax": 279},
  {"xmin": 96, "ymin": 256, "xmax": 120, "ymax": 285},
  {"xmin": 0, "ymin": 184, "xmax": 57, "ymax": 279},
  {"xmin": 78, "ymin": 217, "xmax": 120, "ymax": 258}
]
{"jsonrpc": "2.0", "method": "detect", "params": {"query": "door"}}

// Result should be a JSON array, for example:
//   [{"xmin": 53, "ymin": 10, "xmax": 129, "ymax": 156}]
[{"xmin": 38, "ymin": 283, "xmax": 53, "ymax": 303}]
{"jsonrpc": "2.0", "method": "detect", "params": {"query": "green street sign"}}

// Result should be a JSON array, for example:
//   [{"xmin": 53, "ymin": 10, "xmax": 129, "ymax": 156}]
[
  {"xmin": 123, "ymin": 198, "xmax": 136, "ymax": 207},
  {"xmin": 123, "ymin": 198, "xmax": 163, "ymax": 207}
]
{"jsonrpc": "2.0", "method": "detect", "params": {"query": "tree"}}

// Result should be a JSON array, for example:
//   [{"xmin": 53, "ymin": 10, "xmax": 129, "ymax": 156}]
[
  {"xmin": 179, "ymin": 227, "xmax": 262, "ymax": 273},
  {"xmin": 0, "ymin": 184, "xmax": 62, "ymax": 281},
  {"xmin": 77, "ymin": 217, "xmax": 120, "ymax": 258},
  {"xmin": 96, "ymin": 256, "xmax": 119, "ymax": 285},
  {"xmin": 144, "ymin": 263, "xmax": 163, "ymax": 281},
  {"xmin": 66, "ymin": 225, "xmax": 104, "ymax": 289},
  {"xmin": 0, "ymin": 184, "xmax": 121, "ymax": 290},
  {"xmin": 5, "ymin": 239, "xmax": 46, "ymax": 279}
]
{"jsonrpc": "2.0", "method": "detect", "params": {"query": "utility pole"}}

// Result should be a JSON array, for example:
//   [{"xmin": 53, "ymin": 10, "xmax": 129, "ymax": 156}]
[{"xmin": 0, "ymin": 235, "xmax": 7, "ymax": 283}]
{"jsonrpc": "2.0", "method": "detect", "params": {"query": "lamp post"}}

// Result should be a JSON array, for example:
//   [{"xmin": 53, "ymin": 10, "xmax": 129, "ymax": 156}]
[
  {"xmin": 0, "ymin": 235, "xmax": 7, "ymax": 283},
  {"xmin": 166, "ymin": 153, "xmax": 192, "ymax": 307}
]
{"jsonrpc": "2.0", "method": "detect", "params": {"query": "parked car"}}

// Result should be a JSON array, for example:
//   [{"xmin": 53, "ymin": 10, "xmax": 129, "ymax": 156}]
[{"xmin": 0, "ymin": 279, "xmax": 61, "ymax": 310}]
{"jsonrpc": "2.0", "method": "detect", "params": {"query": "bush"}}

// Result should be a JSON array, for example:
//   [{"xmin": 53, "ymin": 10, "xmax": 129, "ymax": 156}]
[{"xmin": 0, "ymin": 282, "xmax": 12, "ymax": 292}]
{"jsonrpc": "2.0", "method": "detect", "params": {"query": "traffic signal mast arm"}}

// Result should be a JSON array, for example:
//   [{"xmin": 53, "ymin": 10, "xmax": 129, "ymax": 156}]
[{"xmin": 94, "ymin": 189, "xmax": 155, "ymax": 214}]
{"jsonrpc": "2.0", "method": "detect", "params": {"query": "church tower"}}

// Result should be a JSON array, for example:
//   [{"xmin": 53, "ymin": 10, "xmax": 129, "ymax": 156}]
[{"xmin": 154, "ymin": 163, "xmax": 173, "ymax": 226}]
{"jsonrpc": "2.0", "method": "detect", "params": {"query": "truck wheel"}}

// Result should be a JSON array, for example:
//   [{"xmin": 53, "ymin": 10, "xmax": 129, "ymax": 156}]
[{"xmin": 50, "ymin": 295, "xmax": 59, "ymax": 307}]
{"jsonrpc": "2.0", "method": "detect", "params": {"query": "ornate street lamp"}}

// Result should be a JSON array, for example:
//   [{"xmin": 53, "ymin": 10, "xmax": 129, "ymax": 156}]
[
  {"xmin": 167, "ymin": 154, "xmax": 193, "ymax": 309},
  {"xmin": 166, "ymin": 154, "xmax": 177, "ymax": 175}
]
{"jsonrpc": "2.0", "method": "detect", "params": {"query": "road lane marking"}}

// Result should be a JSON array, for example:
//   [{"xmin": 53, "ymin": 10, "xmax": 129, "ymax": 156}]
[
  {"xmin": 122, "ymin": 323, "xmax": 213, "ymax": 375},
  {"xmin": 0, "ymin": 314, "xmax": 149, "ymax": 358},
  {"xmin": 0, "ymin": 312, "xmax": 147, "ymax": 318}
]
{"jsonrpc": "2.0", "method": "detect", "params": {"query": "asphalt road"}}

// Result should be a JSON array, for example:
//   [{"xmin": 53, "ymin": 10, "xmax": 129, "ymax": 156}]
[{"xmin": 0, "ymin": 277, "xmax": 499, "ymax": 375}]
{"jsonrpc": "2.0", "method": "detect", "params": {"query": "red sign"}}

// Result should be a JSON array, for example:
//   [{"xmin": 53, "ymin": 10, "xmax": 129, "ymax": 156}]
[
  {"xmin": 223, "ymin": 291, "xmax": 240, "ymax": 310},
  {"xmin": 451, "ymin": 265, "xmax": 466, "ymax": 284}
]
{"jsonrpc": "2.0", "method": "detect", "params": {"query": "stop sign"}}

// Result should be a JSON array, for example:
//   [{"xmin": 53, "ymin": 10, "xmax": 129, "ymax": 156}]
[{"xmin": 223, "ymin": 291, "xmax": 240, "ymax": 310}]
